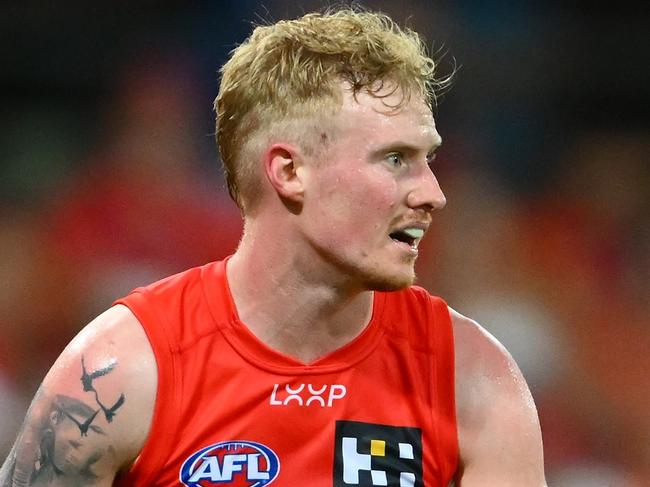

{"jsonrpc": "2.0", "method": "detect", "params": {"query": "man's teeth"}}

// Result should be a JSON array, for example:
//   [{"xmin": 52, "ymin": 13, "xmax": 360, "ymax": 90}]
[{"xmin": 402, "ymin": 228, "xmax": 424, "ymax": 239}]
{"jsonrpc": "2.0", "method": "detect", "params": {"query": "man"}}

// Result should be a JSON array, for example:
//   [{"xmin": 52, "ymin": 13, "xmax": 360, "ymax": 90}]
[{"xmin": 1, "ymin": 8, "xmax": 546, "ymax": 487}]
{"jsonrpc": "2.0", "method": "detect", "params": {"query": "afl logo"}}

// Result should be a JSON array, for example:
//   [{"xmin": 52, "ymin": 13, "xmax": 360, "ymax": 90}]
[{"xmin": 180, "ymin": 440, "xmax": 280, "ymax": 487}]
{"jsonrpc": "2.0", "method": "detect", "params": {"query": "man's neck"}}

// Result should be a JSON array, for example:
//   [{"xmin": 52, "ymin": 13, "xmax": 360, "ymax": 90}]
[{"xmin": 226, "ymin": 232, "xmax": 374, "ymax": 364}]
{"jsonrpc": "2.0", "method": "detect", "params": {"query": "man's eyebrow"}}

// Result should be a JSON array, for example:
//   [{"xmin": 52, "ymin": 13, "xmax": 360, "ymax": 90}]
[{"xmin": 373, "ymin": 138, "xmax": 441, "ymax": 156}]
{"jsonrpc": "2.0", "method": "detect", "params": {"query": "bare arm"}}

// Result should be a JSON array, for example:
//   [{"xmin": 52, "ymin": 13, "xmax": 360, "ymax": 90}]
[
  {"xmin": 452, "ymin": 308, "xmax": 547, "ymax": 487},
  {"xmin": 0, "ymin": 305, "xmax": 157, "ymax": 487}
]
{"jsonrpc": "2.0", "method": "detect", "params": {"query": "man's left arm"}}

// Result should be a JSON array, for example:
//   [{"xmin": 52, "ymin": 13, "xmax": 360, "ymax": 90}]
[{"xmin": 451, "ymin": 308, "xmax": 547, "ymax": 486}]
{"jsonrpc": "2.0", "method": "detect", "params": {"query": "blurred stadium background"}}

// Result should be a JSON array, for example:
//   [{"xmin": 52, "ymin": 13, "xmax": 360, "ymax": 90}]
[{"xmin": 1, "ymin": 1, "xmax": 648, "ymax": 485}]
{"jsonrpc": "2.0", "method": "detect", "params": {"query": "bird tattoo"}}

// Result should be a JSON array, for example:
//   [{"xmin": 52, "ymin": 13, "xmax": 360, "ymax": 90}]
[
  {"xmin": 95, "ymin": 392, "xmax": 125, "ymax": 423},
  {"xmin": 81, "ymin": 356, "xmax": 117, "ymax": 392},
  {"xmin": 78, "ymin": 356, "xmax": 126, "ymax": 424},
  {"xmin": 64, "ymin": 409, "xmax": 100, "ymax": 436}
]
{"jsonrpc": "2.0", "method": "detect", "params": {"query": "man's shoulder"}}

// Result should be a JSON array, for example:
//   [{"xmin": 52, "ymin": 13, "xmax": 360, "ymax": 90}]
[
  {"xmin": 449, "ymin": 307, "xmax": 519, "ymax": 394},
  {"xmin": 64, "ymin": 305, "xmax": 158, "ymax": 436},
  {"xmin": 62, "ymin": 305, "xmax": 158, "ymax": 469},
  {"xmin": 449, "ymin": 306, "xmax": 541, "ymax": 448},
  {"xmin": 0, "ymin": 306, "xmax": 158, "ymax": 485},
  {"xmin": 449, "ymin": 307, "xmax": 547, "ymax": 484}
]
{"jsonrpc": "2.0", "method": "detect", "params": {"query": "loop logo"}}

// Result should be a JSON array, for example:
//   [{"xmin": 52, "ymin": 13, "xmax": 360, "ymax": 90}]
[
  {"xmin": 180, "ymin": 440, "xmax": 280, "ymax": 487},
  {"xmin": 269, "ymin": 383, "xmax": 347, "ymax": 407}
]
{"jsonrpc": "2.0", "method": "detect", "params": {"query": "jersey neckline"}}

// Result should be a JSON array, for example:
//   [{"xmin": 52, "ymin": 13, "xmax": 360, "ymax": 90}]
[{"xmin": 201, "ymin": 257, "xmax": 388, "ymax": 375}]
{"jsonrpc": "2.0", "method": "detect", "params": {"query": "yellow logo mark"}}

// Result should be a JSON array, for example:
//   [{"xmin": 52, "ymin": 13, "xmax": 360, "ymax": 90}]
[{"xmin": 370, "ymin": 439, "xmax": 386, "ymax": 457}]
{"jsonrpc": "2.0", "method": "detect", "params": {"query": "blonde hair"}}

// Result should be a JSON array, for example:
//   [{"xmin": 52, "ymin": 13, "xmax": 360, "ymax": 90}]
[{"xmin": 215, "ymin": 7, "xmax": 448, "ymax": 213}]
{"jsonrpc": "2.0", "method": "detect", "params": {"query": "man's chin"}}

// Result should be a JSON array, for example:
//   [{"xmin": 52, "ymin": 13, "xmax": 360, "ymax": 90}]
[{"xmin": 364, "ymin": 270, "xmax": 416, "ymax": 292}]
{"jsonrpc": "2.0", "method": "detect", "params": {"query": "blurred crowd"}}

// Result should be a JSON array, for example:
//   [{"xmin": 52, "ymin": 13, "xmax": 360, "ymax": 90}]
[{"xmin": 1, "ymin": 2, "xmax": 648, "ymax": 485}]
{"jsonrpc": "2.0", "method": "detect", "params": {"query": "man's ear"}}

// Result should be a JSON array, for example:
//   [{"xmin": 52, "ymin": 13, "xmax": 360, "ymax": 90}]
[{"xmin": 263, "ymin": 143, "xmax": 305, "ymax": 207}]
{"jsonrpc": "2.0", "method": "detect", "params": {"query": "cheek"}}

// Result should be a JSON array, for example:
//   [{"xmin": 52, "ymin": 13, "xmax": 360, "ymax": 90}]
[
  {"xmin": 324, "ymin": 166, "xmax": 397, "ymax": 209},
  {"xmin": 307, "ymin": 161, "xmax": 399, "ymax": 242},
  {"xmin": 344, "ymin": 174, "xmax": 398, "ymax": 217},
  {"xmin": 321, "ymin": 184, "xmax": 396, "ymax": 242}
]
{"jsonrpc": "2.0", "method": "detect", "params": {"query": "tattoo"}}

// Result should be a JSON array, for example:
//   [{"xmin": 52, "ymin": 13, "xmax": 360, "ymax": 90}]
[
  {"xmin": 0, "ymin": 447, "xmax": 17, "ymax": 487},
  {"xmin": 80, "ymin": 356, "xmax": 125, "ymax": 423},
  {"xmin": 0, "ymin": 357, "xmax": 126, "ymax": 486},
  {"xmin": 80, "ymin": 356, "xmax": 116, "ymax": 392},
  {"xmin": 62, "ymin": 409, "xmax": 101, "ymax": 437}
]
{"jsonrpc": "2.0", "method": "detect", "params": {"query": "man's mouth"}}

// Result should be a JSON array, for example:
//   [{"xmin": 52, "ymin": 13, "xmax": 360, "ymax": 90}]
[{"xmin": 389, "ymin": 227, "xmax": 425, "ymax": 252}]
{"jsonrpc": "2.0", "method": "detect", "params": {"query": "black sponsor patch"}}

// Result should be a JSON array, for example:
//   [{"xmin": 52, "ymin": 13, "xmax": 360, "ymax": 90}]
[{"xmin": 333, "ymin": 420, "xmax": 423, "ymax": 486}]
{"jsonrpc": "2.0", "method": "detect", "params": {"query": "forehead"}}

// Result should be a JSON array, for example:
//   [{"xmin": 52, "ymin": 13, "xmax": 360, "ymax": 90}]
[{"xmin": 335, "ymin": 84, "xmax": 440, "ymax": 147}]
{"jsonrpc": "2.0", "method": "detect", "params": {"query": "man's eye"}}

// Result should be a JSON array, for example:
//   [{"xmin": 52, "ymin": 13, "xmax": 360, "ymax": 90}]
[
  {"xmin": 426, "ymin": 153, "xmax": 437, "ymax": 166},
  {"xmin": 387, "ymin": 153, "xmax": 403, "ymax": 167}
]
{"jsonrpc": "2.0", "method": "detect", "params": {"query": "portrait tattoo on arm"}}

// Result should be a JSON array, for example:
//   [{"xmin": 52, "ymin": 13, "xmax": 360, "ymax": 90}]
[{"xmin": 0, "ymin": 357, "xmax": 126, "ymax": 487}]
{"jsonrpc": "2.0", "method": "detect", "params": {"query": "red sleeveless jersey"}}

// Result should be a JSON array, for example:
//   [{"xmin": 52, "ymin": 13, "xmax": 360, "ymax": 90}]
[{"xmin": 114, "ymin": 259, "xmax": 458, "ymax": 486}]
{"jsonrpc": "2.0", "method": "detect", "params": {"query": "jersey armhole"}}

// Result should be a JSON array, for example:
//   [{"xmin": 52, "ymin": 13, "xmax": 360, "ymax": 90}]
[
  {"xmin": 114, "ymin": 291, "xmax": 181, "ymax": 485},
  {"xmin": 428, "ymin": 296, "xmax": 459, "ymax": 482}
]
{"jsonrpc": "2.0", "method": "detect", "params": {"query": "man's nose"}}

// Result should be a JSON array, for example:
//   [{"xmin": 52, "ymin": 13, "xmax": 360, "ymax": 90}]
[{"xmin": 407, "ymin": 167, "xmax": 447, "ymax": 212}]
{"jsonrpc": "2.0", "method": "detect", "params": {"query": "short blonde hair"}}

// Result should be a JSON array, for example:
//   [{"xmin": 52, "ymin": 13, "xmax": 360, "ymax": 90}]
[{"xmin": 215, "ymin": 8, "xmax": 448, "ymax": 213}]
